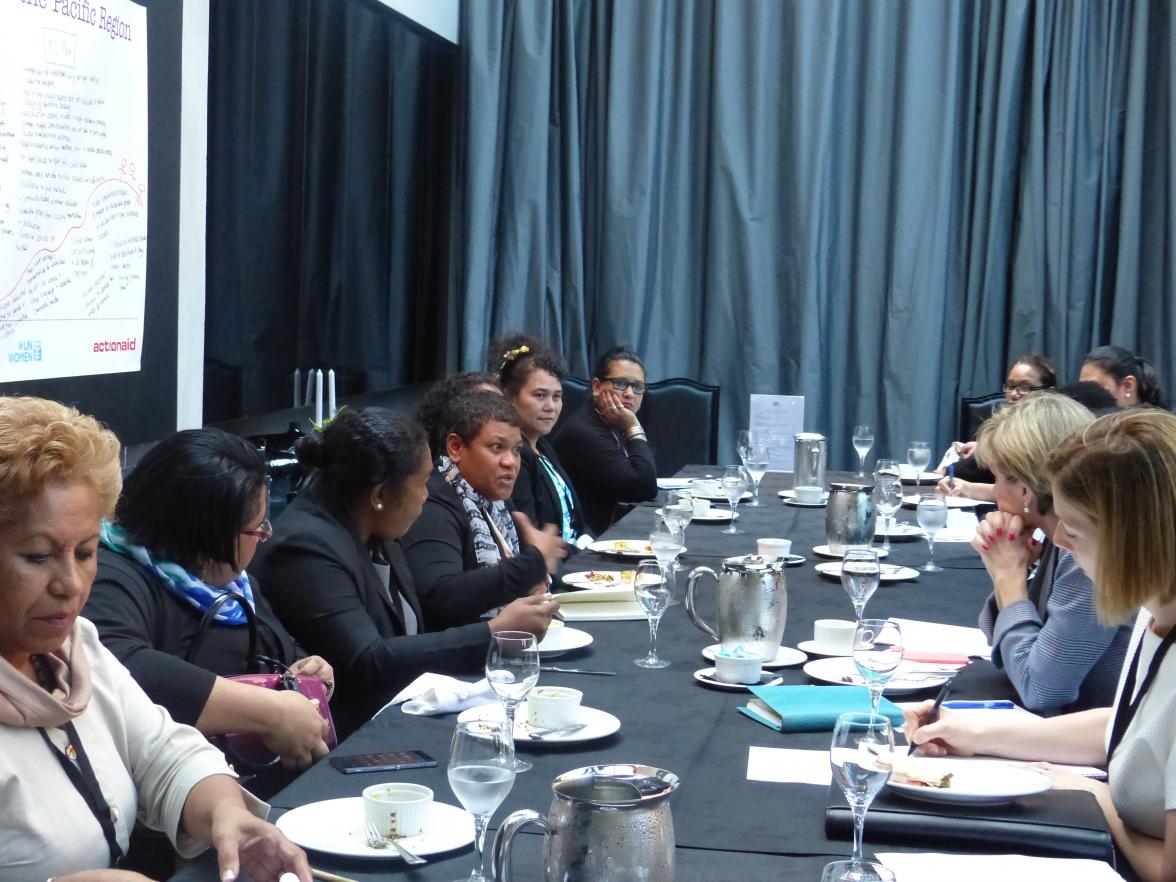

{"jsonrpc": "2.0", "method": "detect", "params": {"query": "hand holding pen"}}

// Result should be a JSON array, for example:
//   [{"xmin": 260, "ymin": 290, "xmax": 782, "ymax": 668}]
[{"xmin": 907, "ymin": 677, "xmax": 954, "ymax": 756}]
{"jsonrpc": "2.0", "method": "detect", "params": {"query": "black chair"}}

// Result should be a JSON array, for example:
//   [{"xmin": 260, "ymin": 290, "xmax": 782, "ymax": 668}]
[
  {"xmin": 957, "ymin": 392, "xmax": 1005, "ymax": 442},
  {"xmin": 555, "ymin": 376, "xmax": 591, "ymax": 436},
  {"xmin": 641, "ymin": 379, "xmax": 721, "ymax": 477}
]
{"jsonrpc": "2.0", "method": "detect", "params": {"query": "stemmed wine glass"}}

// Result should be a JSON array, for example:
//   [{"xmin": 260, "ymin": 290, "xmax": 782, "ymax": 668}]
[
  {"xmin": 485, "ymin": 631, "xmax": 540, "ymax": 773},
  {"xmin": 743, "ymin": 444, "xmax": 769, "ymax": 507},
  {"xmin": 736, "ymin": 429, "xmax": 754, "ymax": 466},
  {"xmin": 873, "ymin": 458, "xmax": 899, "ymax": 487},
  {"xmin": 720, "ymin": 465, "xmax": 747, "ymax": 535},
  {"xmin": 852, "ymin": 425, "xmax": 874, "ymax": 477},
  {"xmin": 840, "ymin": 548, "xmax": 881, "ymax": 620},
  {"xmin": 826, "ymin": 712, "xmax": 895, "ymax": 882},
  {"xmin": 852, "ymin": 618, "xmax": 904, "ymax": 714},
  {"xmin": 631, "ymin": 559, "xmax": 671, "ymax": 668},
  {"xmin": 873, "ymin": 481, "xmax": 902, "ymax": 554},
  {"xmin": 663, "ymin": 492, "xmax": 693, "ymax": 572},
  {"xmin": 650, "ymin": 513, "xmax": 686, "ymax": 591},
  {"xmin": 447, "ymin": 718, "xmax": 516, "ymax": 882},
  {"xmin": 906, "ymin": 441, "xmax": 931, "ymax": 477},
  {"xmin": 916, "ymin": 494, "xmax": 948, "ymax": 572}
]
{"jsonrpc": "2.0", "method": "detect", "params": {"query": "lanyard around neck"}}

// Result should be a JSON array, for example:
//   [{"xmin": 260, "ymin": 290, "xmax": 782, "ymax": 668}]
[{"xmin": 1107, "ymin": 620, "xmax": 1176, "ymax": 763}]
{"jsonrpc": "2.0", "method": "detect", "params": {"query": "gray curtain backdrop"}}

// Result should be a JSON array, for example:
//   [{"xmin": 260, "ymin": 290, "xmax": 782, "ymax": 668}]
[{"xmin": 450, "ymin": 0, "xmax": 1174, "ymax": 469}]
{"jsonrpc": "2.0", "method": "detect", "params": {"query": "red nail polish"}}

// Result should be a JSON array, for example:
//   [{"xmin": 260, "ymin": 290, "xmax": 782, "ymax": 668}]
[
  {"xmin": 1008, "ymin": 533, "xmax": 1017, "ymax": 541},
  {"xmin": 982, "ymin": 544, "xmax": 990, "ymax": 551},
  {"xmin": 996, "ymin": 528, "xmax": 1004, "ymax": 537}
]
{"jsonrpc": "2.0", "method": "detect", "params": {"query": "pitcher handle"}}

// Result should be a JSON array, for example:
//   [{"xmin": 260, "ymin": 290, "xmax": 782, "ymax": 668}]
[
  {"xmin": 490, "ymin": 809, "xmax": 552, "ymax": 882},
  {"xmin": 684, "ymin": 566, "xmax": 719, "ymax": 641}
]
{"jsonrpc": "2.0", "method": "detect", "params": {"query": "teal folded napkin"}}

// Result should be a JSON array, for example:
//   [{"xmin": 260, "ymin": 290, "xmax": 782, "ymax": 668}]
[{"xmin": 739, "ymin": 685, "xmax": 904, "ymax": 733}]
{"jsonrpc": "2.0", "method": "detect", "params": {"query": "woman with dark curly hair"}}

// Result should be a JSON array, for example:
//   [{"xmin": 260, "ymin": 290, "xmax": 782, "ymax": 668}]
[{"xmin": 1080, "ymin": 345, "xmax": 1169, "ymax": 410}]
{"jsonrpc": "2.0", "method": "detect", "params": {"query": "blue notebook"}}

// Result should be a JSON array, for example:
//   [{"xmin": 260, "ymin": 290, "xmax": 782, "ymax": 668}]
[{"xmin": 740, "ymin": 685, "xmax": 904, "ymax": 732}]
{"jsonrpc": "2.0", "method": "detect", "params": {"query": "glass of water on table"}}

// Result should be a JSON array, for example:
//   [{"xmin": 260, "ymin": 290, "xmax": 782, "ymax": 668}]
[
  {"xmin": 853, "ymin": 618, "xmax": 903, "ymax": 714},
  {"xmin": 744, "ymin": 444, "xmax": 770, "ymax": 506},
  {"xmin": 720, "ymin": 465, "xmax": 748, "ymax": 534},
  {"xmin": 840, "ymin": 547, "xmax": 881, "ymax": 620},
  {"xmin": 825, "ymin": 712, "xmax": 896, "ymax": 882},
  {"xmin": 631, "ymin": 559, "xmax": 672, "ymax": 668},
  {"xmin": 906, "ymin": 440, "xmax": 931, "ymax": 476},
  {"xmin": 485, "ymin": 631, "xmax": 539, "ymax": 773},
  {"xmin": 448, "ymin": 717, "xmax": 516, "ymax": 882},
  {"xmin": 916, "ymin": 493, "xmax": 948, "ymax": 572},
  {"xmin": 664, "ymin": 490, "xmax": 693, "ymax": 570}
]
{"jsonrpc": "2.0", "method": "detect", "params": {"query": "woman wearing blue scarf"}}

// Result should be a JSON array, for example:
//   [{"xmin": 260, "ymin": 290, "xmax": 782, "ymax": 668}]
[{"xmin": 83, "ymin": 429, "xmax": 333, "ymax": 780}]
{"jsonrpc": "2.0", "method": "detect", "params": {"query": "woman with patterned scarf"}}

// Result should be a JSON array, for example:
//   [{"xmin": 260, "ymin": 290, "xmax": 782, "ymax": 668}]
[
  {"xmin": 401, "ymin": 390, "xmax": 567, "ymax": 630},
  {"xmin": 83, "ymin": 429, "xmax": 333, "ymax": 785}
]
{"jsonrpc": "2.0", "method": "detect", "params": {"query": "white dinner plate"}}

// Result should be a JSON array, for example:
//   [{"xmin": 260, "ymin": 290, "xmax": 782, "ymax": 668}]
[
  {"xmin": 899, "ymin": 470, "xmax": 943, "ymax": 484},
  {"xmin": 887, "ymin": 758, "xmax": 1051, "ymax": 805},
  {"xmin": 778, "ymin": 489, "xmax": 829, "ymax": 506},
  {"xmin": 656, "ymin": 506, "xmax": 738, "ymax": 524},
  {"xmin": 814, "ymin": 562, "xmax": 920, "ymax": 582},
  {"xmin": 693, "ymin": 667, "xmax": 784, "ymax": 691},
  {"xmin": 587, "ymin": 539, "xmax": 655, "ymax": 558},
  {"xmin": 691, "ymin": 489, "xmax": 753, "ymax": 503},
  {"xmin": 797, "ymin": 639, "xmax": 852, "ymax": 658},
  {"xmin": 902, "ymin": 494, "xmax": 979, "ymax": 508},
  {"xmin": 557, "ymin": 586, "xmax": 638, "ymax": 604},
  {"xmin": 276, "ymin": 797, "xmax": 473, "ymax": 859},
  {"xmin": 562, "ymin": 569, "xmax": 635, "ymax": 590},
  {"xmin": 875, "ymin": 523, "xmax": 925, "ymax": 540},
  {"xmin": 458, "ymin": 702, "xmax": 621, "ymax": 743},
  {"xmin": 812, "ymin": 544, "xmax": 889, "ymax": 560},
  {"xmin": 537, "ymin": 626, "xmax": 593, "ymax": 656},
  {"xmin": 702, "ymin": 644, "xmax": 808, "ymax": 668},
  {"xmin": 802, "ymin": 657, "xmax": 949, "ymax": 694},
  {"xmin": 657, "ymin": 477, "xmax": 694, "ymax": 490}
]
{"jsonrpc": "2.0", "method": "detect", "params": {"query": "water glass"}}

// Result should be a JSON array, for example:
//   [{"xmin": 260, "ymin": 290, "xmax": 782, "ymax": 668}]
[
  {"xmin": 916, "ymin": 494, "xmax": 948, "ymax": 572},
  {"xmin": 853, "ymin": 618, "xmax": 903, "ymax": 714},
  {"xmin": 736, "ymin": 429, "xmax": 754, "ymax": 465},
  {"xmin": 906, "ymin": 441, "xmax": 931, "ymax": 474},
  {"xmin": 664, "ymin": 491, "xmax": 693, "ymax": 570},
  {"xmin": 744, "ymin": 444, "xmax": 769, "ymax": 507},
  {"xmin": 873, "ymin": 481, "xmax": 903, "ymax": 553},
  {"xmin": 840, "ymin": 548, "xmax": 881, "ymax": 620},
  {"xmin": 821, "ymin": 860, "xmax": 896, "ymax": 882},
  {"xmin": 650, "ymin": 513, "xmax": 686, "ymax": 584},
  {"xmin": 720, "ymin": 465, "xmax": 747, "ymax": 534},
  {"xmin": 852, "ymin": 425, "xmax": 874, "ymax": 476},
  {"xmin": 829, "ymin": 713, "xmax": 894, "ymax": 881},
  {"xmin": 873, "ymin": 458, "xmax": 899, "ymax": 489},
  {"xmin": 631, "ymin": 559, "xmax": 671, "ymax": 668},
  {"xmin": 485, "ymin": 631, "xmax": 540, "ymax": 773},
  {"xmin": 448, "ymin": 718, "xmax": 516, "ymax": 882}
]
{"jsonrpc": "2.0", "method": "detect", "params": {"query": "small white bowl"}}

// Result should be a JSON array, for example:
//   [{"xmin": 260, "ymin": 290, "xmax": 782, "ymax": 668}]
[
  {"xmin": 526, "ymin": 686, "xmax": 583, "ymax": 729},
  {"xmin": 713, "ymin": 651, "xmax": 766, "ymax": 685},
  {"xmin": 362, "ymin": 782, "xmax": 433, "ymax": 838}
]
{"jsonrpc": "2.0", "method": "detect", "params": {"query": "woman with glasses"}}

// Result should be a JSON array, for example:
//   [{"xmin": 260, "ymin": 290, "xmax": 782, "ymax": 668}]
[
  {"xmin": 84, "ymin": 429, "xmax": 333, "ymax": 784},
  {"xmin": 553, "ymin": 345, "xmax": 659, "ymax": 534}
]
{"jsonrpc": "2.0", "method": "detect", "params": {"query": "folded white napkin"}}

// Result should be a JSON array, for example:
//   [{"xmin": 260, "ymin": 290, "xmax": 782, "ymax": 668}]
[{"xmin": 385, "ymin": 673, "xmax": 498, "ymax": 716}]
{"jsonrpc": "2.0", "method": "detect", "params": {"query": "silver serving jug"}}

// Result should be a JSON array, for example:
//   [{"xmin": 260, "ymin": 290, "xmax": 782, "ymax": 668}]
[
  {"xmin": 490, "ymin": 764, "xmax": 679, "ymax": 882},
  {"xmin": 685, "ymin": 555, "xmax": 788, "ymax": 659},
  {"xmin": 793, "ymin": 432, "xmax": 827, "ymax": 503},
  {"xmin": 825, "ymin": 482, "xmax": 877, "ymax": 554}
]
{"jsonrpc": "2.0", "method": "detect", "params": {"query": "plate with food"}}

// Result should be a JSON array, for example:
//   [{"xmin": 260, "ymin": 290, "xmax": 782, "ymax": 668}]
[
  {"xmin": 587, "ymin": 539, "xmax": 655, "ymax": 558},
  {"xmin": 887, "ymin": 758, "xmax": 1051, "ymax": 805},
  {"xmin": 561, "ymin": 570, "xmax": 636, "ymax": 590},
  {"xmin": 275, "ymin": 798, "xmax": 474, "ymax": 858}
]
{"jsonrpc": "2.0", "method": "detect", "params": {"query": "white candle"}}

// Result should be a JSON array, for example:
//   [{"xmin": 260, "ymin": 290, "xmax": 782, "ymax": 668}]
[
  {"xmin": 328, "ymin": 368, "xmax": 336, "ymax": 418},
  {"xmin": 293, "ymin": 368, "xmax": 301, "ymax": 407},
  {"xmin": 314, "ymin": 369, "xmax": 323, "ymax": 425}
]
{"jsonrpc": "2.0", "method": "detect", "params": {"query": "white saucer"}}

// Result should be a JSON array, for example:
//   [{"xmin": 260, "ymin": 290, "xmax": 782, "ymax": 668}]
[
  {"xmin": 814, "ymin": 562, "xmax": 920, "ymax": 582},
  {"xmin": 702, "ymin": 644, "xmax": 808, "ymax": 668},
  {"xmin": 692, "ymin": 489, "xmax": 753, "ymax": 503},
  {"xmin": 276, "ymin": 798, "xmax": 474, "ymax": 858},
  {"xmin": 778, "ymin": 489, "xmax": 828, "ymax": 506},
  {"xmin": 657, "ymin": 477, "xmax": 694, "ymax": 490},
  {"xmin": 537, "ymin": 626, "xmax": 593, "ymax": 657},
  {"xmin": 797, "ymin": 639, "xmax": 852, "ymax": 658},
  {"xmin": 692, "ymin": 667, "xmax": 784, "ymax": 691},
  {"xmin": 457, "ymin": 702, "xmax": 621, "ymax": 743},
  {"xmin": 813, "ymin": 544, "xmax": 889, "ymax": 559},
  {"xmin": 656, "ymin": 507, "xmax": 738, "ymax": 524},
  {"xmin": 875, "ymin": 523, "xmax": 924, "ymax": 540}
]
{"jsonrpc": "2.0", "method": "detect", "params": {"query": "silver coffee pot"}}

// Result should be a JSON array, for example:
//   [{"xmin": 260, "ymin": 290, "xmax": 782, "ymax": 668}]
[
  {"xmin": 825, "ymin": 482, "xmax": 877, "ymax": 554},
  {"xmin": 490, "ymin": 764, "xmax": 679, "ymax": 882},
  {"xmin": 685, "ymin": 555, "xmax": 788, "ymax": 660}
]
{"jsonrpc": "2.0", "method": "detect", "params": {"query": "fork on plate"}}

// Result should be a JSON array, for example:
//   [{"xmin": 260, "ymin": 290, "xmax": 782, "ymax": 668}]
[{"xmin": 363, "ymin": 821, "xmax": 427, "ymax": 865}]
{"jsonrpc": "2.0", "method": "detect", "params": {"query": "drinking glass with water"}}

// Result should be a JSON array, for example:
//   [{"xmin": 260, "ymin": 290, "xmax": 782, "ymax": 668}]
[{"xmin": 448, "ymin": 718, "xmax": 516, "ymax": 882}]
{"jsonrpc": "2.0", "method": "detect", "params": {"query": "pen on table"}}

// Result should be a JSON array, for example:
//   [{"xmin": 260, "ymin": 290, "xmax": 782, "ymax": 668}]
[
  {"xmin": 907, "ymin": 676, "xmax": 954, "ymax": 756},
  {"xmin": 948, "ymin": 463, "xmax": 955, "ymax": 491},
  {"xmin": 942, "ymin": 699, "xmax": 1015, "ymax": 710}
]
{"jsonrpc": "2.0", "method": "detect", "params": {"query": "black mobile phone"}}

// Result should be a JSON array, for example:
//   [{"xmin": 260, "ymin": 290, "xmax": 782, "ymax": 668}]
[{"xmin": 328, "ymin": 749, "xmax": 438, "ymax": 774}]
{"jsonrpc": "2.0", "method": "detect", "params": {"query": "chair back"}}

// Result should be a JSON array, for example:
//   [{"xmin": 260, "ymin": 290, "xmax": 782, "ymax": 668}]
[
  {"xmin": 958, "ymin": 392, "xmax": 1005, "ymax": 442},
  {"xmin": 555, "ymin": 376, "xmax": 592, "ymax": 435},
  {"xmin": 641, "ymin": 378, "xmax": 720, "ymax": 476}
]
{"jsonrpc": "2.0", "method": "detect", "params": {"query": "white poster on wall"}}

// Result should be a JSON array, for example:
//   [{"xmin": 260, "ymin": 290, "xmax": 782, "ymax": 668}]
[
  {"xmin": 0, "ymin": 0, "xmax": 148, "ymax": 382},
  {"xmin": 749, "ymin": 394, "xmax": 805, "ymax": 471}
]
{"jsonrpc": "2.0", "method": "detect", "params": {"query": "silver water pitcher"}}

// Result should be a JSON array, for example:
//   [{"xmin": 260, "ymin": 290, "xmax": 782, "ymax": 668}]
[
  {"xmin": 490, "ymin": 764, "xmax": 679, "ymax": 882},
  {"xmin": 793, "ymin": 432, "xmax": 827, "ymax": 503},
  {"xmin": 685, "ymin": 555, "xmax": 788, "ymax": 659},
  {"xmin": 825, "ymin": 482, "xmax": 877, "ymax": 554}
]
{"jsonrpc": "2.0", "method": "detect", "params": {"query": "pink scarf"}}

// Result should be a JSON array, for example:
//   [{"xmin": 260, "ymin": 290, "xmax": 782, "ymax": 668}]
[{"xmin": 0, "ymin": 623, "xmax": 92, "ymax": 727}]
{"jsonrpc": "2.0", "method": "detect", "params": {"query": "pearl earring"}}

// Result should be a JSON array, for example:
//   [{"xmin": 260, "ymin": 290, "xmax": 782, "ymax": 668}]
[
  {"xmin": 1023, "ymin": 505, "xmax": 1030, "ymax": 514},
  {"xmin": 375, "ymin": 503, "xmax": 384, "ymax": 511}
]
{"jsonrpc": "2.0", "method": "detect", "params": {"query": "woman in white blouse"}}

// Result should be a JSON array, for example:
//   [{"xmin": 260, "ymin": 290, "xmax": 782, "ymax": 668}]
[
  {"xmin": 906, "ymin": 408, "xmax": 1176, "ymax": 882},
  {"xmin": 0, "ymin": 396, "xmax": 309, "ymax": 882}
]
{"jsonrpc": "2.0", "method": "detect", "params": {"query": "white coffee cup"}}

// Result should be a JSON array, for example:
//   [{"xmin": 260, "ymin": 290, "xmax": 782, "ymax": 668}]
[
  {"xmin": 713, "ymin": 648, "xmax": 766, "ymax": 684},
  {"xmin": 757, "ymin": 537, "xmax": 792, "ymax": 559},
  {"xmin": 812, "ymin": 619, "xmax": 856, "ymax": 655},
  {"xmin": 692, "ymin": 479, "xmax": 721, "ymax": 497},
  {"xmin": 794, "ymin": 485, "xmax": 825, "ymax": 504},
  {"xmin": 363, "ymin": 782, "xmax": 433, "ymax": 838},
  {"xmin": 526, "ymin": 686, "xmax": 583, "ymax": 729},
  {"xmin": 692, "ymin": 498, "xmax": 711, "ymax": 517}
]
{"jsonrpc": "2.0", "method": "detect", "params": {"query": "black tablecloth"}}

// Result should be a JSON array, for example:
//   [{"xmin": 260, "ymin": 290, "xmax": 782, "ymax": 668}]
[{"xmin": 168, "ymin": 469, "xmax": 1092, "ymax": 882}]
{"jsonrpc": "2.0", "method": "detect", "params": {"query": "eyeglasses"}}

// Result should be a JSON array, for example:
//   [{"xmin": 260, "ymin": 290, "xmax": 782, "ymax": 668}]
[
  {"xmin": 240, "ymin": 518, "xmax": 272, "ymax": 542},
  {"xmin": 606, "ymin": 378, "xmax": 646, "ymax": 395},
  {"xmin": 1002, "ymin": 383, "xmax": 1045, "ymax": 396}
]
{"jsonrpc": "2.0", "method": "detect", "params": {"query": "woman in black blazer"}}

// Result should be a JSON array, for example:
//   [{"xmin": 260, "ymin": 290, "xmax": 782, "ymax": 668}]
[
  {"xmin": 252, "ymin": 407, "xmax": 559, "ymax": 737},
  {"xmin": 494, "ymin": 335, "xmax": 588, "ymax": 543}
]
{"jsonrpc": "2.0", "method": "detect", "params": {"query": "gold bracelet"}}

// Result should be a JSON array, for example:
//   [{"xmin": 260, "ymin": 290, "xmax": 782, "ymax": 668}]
[{"xmin": 626, "ymin": 429, "xmax": 647, "ymax": 442}]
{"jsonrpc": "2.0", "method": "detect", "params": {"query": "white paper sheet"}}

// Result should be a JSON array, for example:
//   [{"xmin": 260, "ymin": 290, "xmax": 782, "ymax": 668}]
[
  {"xmin": 933, "ymin": 509, "xmax": 980, "ymax": 542},
  {"xmin": 748, "ymin": 394, "xmax": 805, "ymax": 471},
  {"xmin": 891, "ymin": 618, "xmax": 991, "ymax": 659},
  {"xmin": 745, "ymin": 746, "xmax": 831, "ymax": 786},
  {"xmin": 875, "ymin": 852, "xmax": 1126, "ymax": 882}
]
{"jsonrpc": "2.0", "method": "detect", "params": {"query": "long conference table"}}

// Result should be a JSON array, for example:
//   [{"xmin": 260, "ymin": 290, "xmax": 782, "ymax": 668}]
[{"xmin": 170, "ymin": 469, "xmax": 1094, "ymax": 882}]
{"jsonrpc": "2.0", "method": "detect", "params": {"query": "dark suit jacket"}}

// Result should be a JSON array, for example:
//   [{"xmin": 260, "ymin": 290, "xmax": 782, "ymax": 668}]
[
  {"xmin": 552, "ymin": 402, "xmax": 658, "ymax": 535},
  {"xmin": 251, "ymin": 485, "xmax": 493, "ymax": 737},
  {"xmin": 512, "ymin": 436, "xmax": 586, "ymax": 537},
  {"xmin": 85, "ymin": 547, "xmax": 301, "ymax": 727},
  {"xmin": 400, "ymin": 472, "xmax": 548, "ymax": 630}
]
